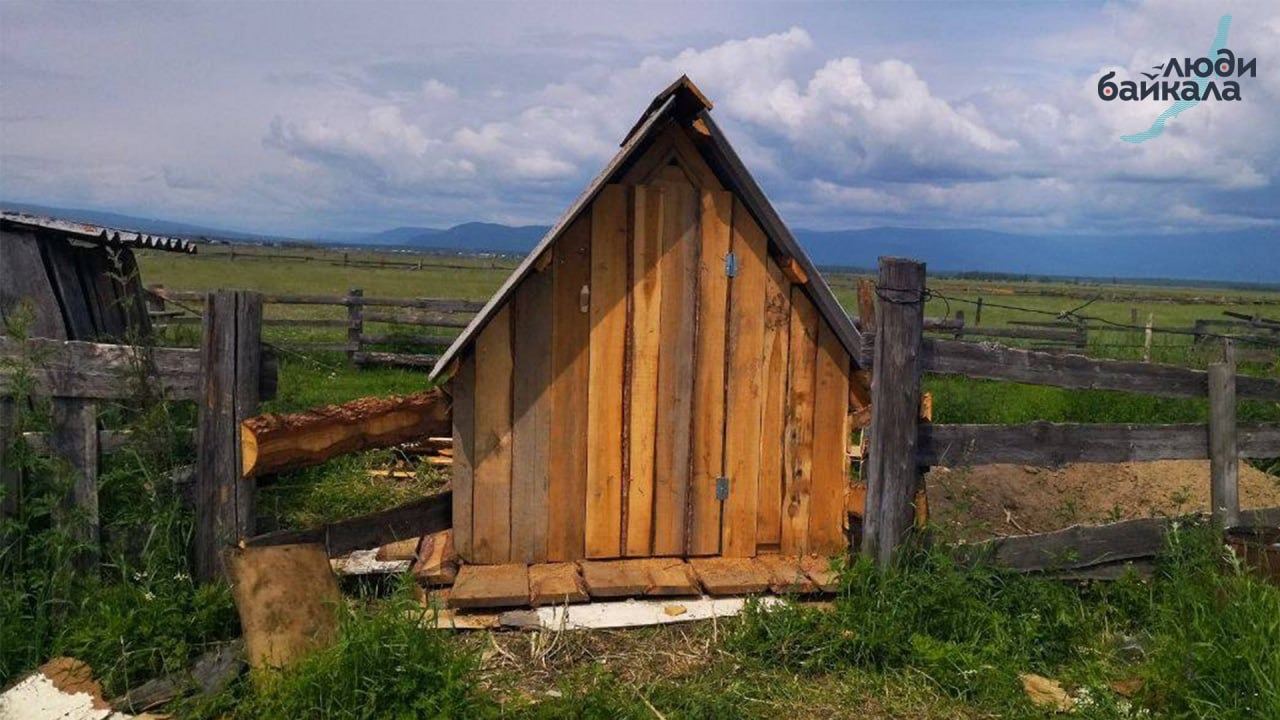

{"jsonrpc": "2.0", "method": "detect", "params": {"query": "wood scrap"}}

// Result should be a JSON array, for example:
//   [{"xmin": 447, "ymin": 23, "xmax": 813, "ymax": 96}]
[
  {"xmin": 755, "ymin": 554, "xmax": 818, "ymax": 594},
  {"xmin": 225, "ymin": 543, "xmax": 342, "ymax": 672},
  {"xmin": 412, "ymin": 529, "xmax": 457, "ymax": 585},
  {"xmin": 449, "ymin": 564, "xmax": 530, "ymax": 609},
  {"xmin": 528, "ymin": 563, "xmax": 589, "ymax": 606},
  {"xmin": 245, "ymin": 490, "xmax": 451, "ymax": 558},
  {"xmin": 639, "ymin": 558, "xmax": 701, "ymax": 596},
  {"xmin": 240, "ymin": 388, "xmax": 450, "ymax": 478},
  {"xmin": 578, "ymin": 559, "xmax": 652, "ymax": 598},
  {"xmin": 375, "ymin": 537, "xmax": 420, "ymax": 562},
  {"xmin": 798, "ymin": 554, "xmax": 840, "ymax": 592},
  {"xmin": 110, "ymin": 640, "xmax": 244, "ymax": 713},
  {"xmin": 330, "ymin": 549, "xmax": 410, "ymax": 576},
  {"xmin": 688, "ymin": 557, "xmax": 771, "ymax": 595}
]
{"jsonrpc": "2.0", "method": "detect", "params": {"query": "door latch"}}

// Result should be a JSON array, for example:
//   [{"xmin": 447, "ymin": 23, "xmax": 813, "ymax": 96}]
[
  {"xmin": 715, "ymin": 476, "xmax": 730, "ymax": 501},
  {"xmin": 724, "ymin": 251, "xmax": 738, "ymax": 278}
]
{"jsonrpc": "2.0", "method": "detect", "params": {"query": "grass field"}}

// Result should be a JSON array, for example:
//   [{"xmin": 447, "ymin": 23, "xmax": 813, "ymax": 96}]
[{"xmin": 2, "ymin": 244, "xmax": 1276, "ymax": 718}]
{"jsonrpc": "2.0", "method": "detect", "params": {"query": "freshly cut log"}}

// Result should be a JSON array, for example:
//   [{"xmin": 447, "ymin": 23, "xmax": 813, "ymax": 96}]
[{"xmin": 240, "ymin": 389, "xmax": 450, "ymax": 478}]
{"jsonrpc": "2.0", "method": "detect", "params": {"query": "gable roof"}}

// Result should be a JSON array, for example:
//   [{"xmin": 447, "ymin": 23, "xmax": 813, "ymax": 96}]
[{"xmin": 429, "ymin": 76, "xmax": 862, "ymax": 379}]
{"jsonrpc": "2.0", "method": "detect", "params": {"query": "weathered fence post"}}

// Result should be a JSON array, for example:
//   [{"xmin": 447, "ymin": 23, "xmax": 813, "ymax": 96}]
[
  {"xmin": 52, "ymin": 398, "xmax": 98, "ymax": 571},
  {"xmin": 974, "ymin": 297, "xmax": 983, "ymax": 326},
  {"xmin": 1208, "ymin": 349, "xmax": 1239, "ymax": 528},
  {"xmin": 347, "ymin": 288, "xmax": 363, "ymax": 364},
  {"xmin": 862, "ymin": 257, "xmax": 926, "ymax": 565},
  {"xmin": 194, "ymin": 290, "xmax": 263, "ymax": 581},
  {"xmin": 953, "ymin": 310, "xmax": 965, "ymax": 340},
  {"xmin": 1143, "ymin": 313, "xmax": 1154, "ymax": 362}
]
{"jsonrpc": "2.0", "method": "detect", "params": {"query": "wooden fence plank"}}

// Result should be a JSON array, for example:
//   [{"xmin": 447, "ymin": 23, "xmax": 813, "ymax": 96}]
[
  {"xmin": 1208, "ymin": 361, "xmax": 1239, "ymax": 527},
  {"xmin": 547, "ymin": 215, "xmax": 592, "ymax": 561},
  {"xmin": 862, "ymin": 258, "xmax": 926, "ymax": 566},
  {"xmin": 810, "ymin": 320, "xmax": 850, "ymax": 554},
  {"xmin": 721, "ymin": 200, "xmax": 768, "ymax": 557},
  {"xmin": 511, "ymin": 269, "xmax": 553, "ymax": 563},
  {"xmin": 625, "ymin": 184, "xmax": 663, "ymax": 557},
  {"xmin": 653, "ymin": 177, "xmax": 698, "ymax": 556},
  {"xmin": 917, "ymin": 422, "xmax": 1280, "ymax": 465},
  {"xmin": 0, "ymin": 399, "xmax": 17, "ymax": 520},
  {"xmin": 688, "ymin": 189, "xmax": 732, "ymax": 556},
  {"xmin": 472, "ymin": 305, "xmax": 514, "ymax": 564},
  {"xmin": 450, "ymin": 355, "xmax": 475, "ymax": 560},
  {"xmin": 52, "ymin": 397, "xmax": 98, "ymax": 570},
  {"xmin": 921, "ymin": 338, "xmax": 1280, "ymax": 401},
  {"xmin": 194, "ymin": 291, "xmax": 263, "ymax": 581},
  {"xmin": 781, "ymin": 291, "xmax": 819, "ymax": 555},
  {"xmin": 585, "ymin": 184, "xmax": 629, "ymax": 558},
  {"xmin": 756, "ymin": 258, "xmax": 791, "ymax": 550},
  {"xmin": 0, "ymin": 337, "xmax": 201, "ymax": 400}
]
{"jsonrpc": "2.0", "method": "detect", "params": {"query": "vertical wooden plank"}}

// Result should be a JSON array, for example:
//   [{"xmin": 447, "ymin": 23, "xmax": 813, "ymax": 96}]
[
  {"xmin": 451, "ymin": 354, "xmax": 476, "ymax": 561},
  {"xmin": 194, "ymin": 290, "xmax": 263, "ymax": 580},
  {"xmin": 810, "ymin": 320, "xmax": 850, "ymax": 554},
  {"xmin": 652, "ymin": 178, "xmax": 699, "ymax": 556},
  {"xmin": 688, "ymin": 190, "xmax": 732, "ymax": 556},
  {"xmin": 472, "ymin": 305, "xmax": 514, "ymax": 564},
  {"xmin": 547, "ymin": 215, "xmax": 592, "ymax": 561},
  {"xmin": 37, "ymin": 237, "xmax": 96, "ymax": 340},
  {"xmin": 862, "ymin": 258, "xmax": 926, "ymax": 565},
  {"xmin": 625, "ymin": 185, "xmax": 663, "ymax": 557},
  {"xmin": 585, "ymin": 185, "xmax": 629, "ymax": 558},
  {"xmin": 115, "ymin": 248, "xmax": 152, "ymax": 337},
  {"xmin": 233, "ymin": 292, "xmax": 263, "ymax": 540},
  {"xmin": 756, "ymin": 258, "xmax": 792, "ymax": 550},
  {"xmin": 781, "ymin": 291, "xmax": 818, "ymax": 555},
  {"xmin": 0, "ymin": 229, "xmax": 67, "ymax": 339},
  {"xmin": 1208, "ymin": 361, "xmax": 1239, "ymax": 528},
  {"xmin": 52, "ymin": 398, "xmax": 98, "ymax": 570},
  {"xmin": 83, "ymin": 246, "xmax": 129, "ymax": 340},
  {"xmin": 511, "ymin": 270, "xmax": 553, "ymax": 563},
  {"xmin": 721, "ymin": 200, "xmax": 768, "ymax": 557},
  {"xmin": 0, "ymin": 399, "xmax": 19, "ymax": 520}
]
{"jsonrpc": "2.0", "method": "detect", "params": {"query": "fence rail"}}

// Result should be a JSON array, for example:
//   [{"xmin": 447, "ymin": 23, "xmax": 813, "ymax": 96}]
[
  {"xmin": 147, "ymin": 286, "xmax": 480, "ymax": 368},
  {"xmin": 860, "ymin": 256, "xmax": 1280, "ymax": 568}
]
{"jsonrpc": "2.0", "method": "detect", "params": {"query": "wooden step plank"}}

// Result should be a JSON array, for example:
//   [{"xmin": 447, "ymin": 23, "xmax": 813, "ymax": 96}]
[
  {"xmin": 798, "ymin": 555, "xmax": 839, "ymax": 593},
  {"xmin": 755, "ymin": 554, "xmax": 817, "ymax": 594},
  {"xmin": 688, "ymin": 557, "xmax": 771, "ymax": 595},
  {"xmin": 639, "ymin": 558, "xmax": 701, "ymax": 597},
  {"xmin": 449, "ymin": 564, "xmax": 530, "ymax": 609},
  {"xmin": 529, "ymin": 563, "xmax": 590, "ymax": 606},
  {"xmin": 412, "ymin": 529, "xmax": 457, "ymax": 586},
  {"xmin": 579, "ymin": 559, "xmax": 652, "ymax": 598}
]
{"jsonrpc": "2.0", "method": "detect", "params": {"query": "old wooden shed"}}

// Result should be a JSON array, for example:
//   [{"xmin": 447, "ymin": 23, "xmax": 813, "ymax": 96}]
[
  {"xmin": 430, "ymin": 77, "xmax": 866, "ymax": 565},
  {"xmin": 0, "ymin": 211, "xmax": 197, "ymax": 341}
]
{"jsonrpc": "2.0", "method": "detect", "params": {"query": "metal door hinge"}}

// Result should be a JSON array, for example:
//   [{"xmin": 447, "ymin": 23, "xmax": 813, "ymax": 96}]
[
  {"xmin": 715, "ymin": 476, "xmax": 730, "ymax": 501},
  {"xmin": 724, "ymin": 251, "xmax": 738, "ymax": 278}
]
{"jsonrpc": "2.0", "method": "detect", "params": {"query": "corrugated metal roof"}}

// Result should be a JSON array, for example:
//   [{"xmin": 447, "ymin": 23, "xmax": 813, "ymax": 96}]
[
  {"xmin": 0, "ymin": 211, "xmax": 200, "ymax": 254},
  {"xmin": 428, "ymin": 76, "xmax": 863, "ymax": 380}
]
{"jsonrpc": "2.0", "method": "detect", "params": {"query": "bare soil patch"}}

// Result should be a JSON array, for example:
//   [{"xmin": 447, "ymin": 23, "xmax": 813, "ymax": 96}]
[{"xmin": 927, "ymin": 459, "xmax": 1280, "ymax": 542}]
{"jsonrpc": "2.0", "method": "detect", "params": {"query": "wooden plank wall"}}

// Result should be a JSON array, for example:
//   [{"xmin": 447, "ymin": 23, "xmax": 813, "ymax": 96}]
[{"xmin": 453, "ymin": 140, "xmax": 854, "ymax": 564}]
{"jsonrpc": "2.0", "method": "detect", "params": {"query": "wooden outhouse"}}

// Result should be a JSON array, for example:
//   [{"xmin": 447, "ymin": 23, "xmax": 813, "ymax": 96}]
[
  {"xmin": 430, "ymin": 77, "xmax": 866, "ymax": 564},
  {"xmin": 1, "ymin": 212, "xmax": 197, "ymax": 341}
]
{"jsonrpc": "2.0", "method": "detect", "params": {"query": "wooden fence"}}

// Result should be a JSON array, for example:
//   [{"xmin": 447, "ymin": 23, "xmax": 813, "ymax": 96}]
[
  {"xmin": 860, "ymin": 257, "xmax": 1280, "ymax": 569},
  {"xmin": 146, "ymin": 286, "xmax": 484, "ymax": 368},
  {"xmin": 1, "ymin": 290, "xmax": 276, "ymax": 580}
]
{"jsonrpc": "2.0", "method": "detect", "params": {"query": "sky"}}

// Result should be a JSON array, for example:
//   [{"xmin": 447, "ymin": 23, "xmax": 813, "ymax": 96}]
[{"xmin": 1, "ymin": 0, "xmax": 1277, "ymax": 239}]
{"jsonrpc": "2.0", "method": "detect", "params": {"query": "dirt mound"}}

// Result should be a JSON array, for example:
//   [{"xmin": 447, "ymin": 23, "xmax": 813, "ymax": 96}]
[{"xmin": 926, "ymin": 460, "xmax": 1280, "ymax": 542}]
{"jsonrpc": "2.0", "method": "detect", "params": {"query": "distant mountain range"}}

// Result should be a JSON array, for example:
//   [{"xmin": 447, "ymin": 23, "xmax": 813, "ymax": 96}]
[{"xmin": 4, "ymin": 200, "xmax": 1276, "ymax": 284}]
